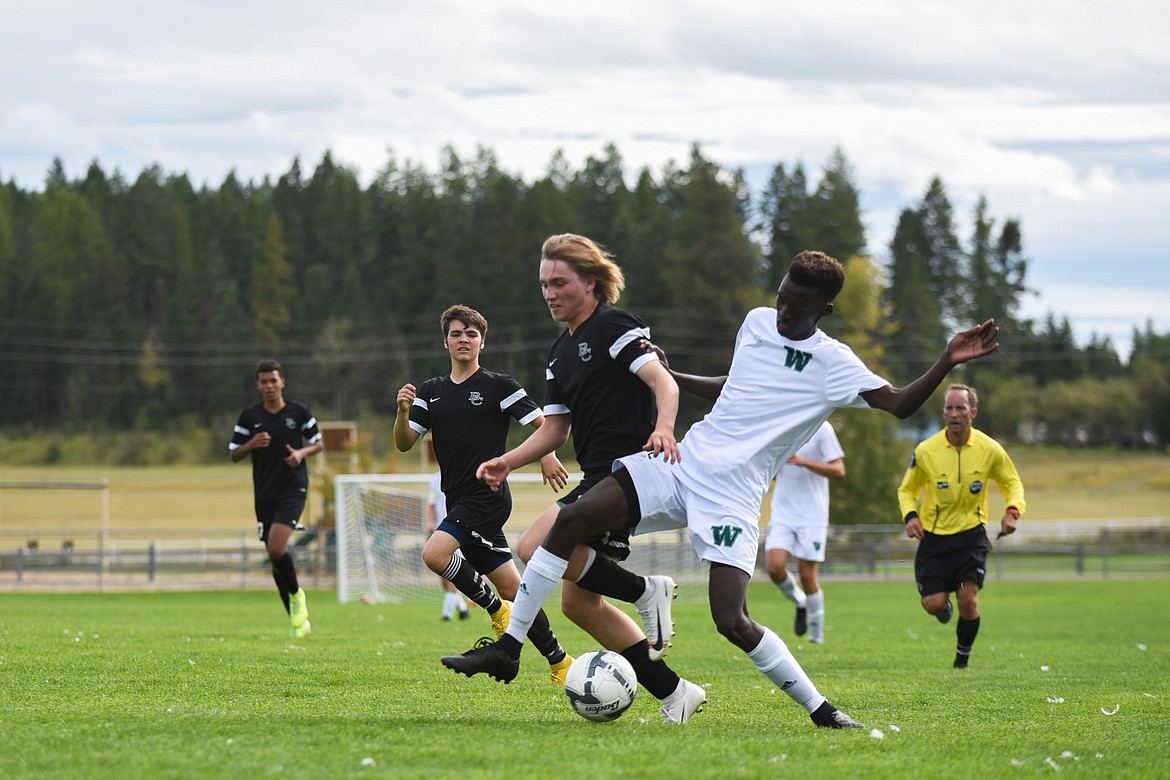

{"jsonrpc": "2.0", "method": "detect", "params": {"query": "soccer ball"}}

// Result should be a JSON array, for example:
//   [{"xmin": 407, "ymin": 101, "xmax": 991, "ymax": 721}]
[{"xmin": 563, "ymin": 650, "xmax": 638, "ymax": 722}]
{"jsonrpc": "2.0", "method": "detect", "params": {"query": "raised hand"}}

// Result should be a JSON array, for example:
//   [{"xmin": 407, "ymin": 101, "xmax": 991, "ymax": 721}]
[{"xmin": 946, "ymin": 319, "xmax": 999, "ymax": 366}]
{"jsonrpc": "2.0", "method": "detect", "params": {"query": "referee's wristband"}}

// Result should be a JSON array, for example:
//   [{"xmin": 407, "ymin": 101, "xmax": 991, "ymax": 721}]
[
  {"xmin": 1006, "ymin": 507, "xmax": 1020, "ymax": 519},
  {"xmin": 904, "ymin": 511, "xmax": 919, "ymax": 524}
]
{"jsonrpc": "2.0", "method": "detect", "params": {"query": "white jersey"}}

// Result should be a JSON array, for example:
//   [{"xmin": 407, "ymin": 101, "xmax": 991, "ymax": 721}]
[
  {"xmin": 770, "ymin": 421, "xmax": 844, "ymax": 530},
  {"xmin": 676, "ymin": 307, "xmax": 886, "ymax": 519}
]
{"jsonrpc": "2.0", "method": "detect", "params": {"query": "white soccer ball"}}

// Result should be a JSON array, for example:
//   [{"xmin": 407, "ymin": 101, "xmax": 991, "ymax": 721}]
[{"xmin": 563, "ymin": 650, "xmax": 638, "ymax": 722}]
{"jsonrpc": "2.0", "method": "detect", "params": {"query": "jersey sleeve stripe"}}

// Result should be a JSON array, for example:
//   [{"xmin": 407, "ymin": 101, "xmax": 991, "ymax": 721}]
[
  {"xmin": 499, "ymin": 388, "xmax": 528, "ymax": 410},
  {"xmin": 628, "ymin": 351, "xmax": 657, "ymax": 375},
  {"xmin": 517, "ymin": 409, "xmax": 541, "ymax": 426},
  {"xmin": 413, "ymin": 397, "xmax": 429, "ymax": 410},
  {"xmin": 409, "ymin": 420, "xmax": 428, "ymax": 436},
  {"xmin": 234, "ymin": 424, "xmax": 249, "ymax": 436},
  {"xmin": 609, "ymin": 325, "xmax": 651, "ymax": 359},
  {"xmin": 543, "ymin": 403, "xmax": 570, "ymax": 416}
]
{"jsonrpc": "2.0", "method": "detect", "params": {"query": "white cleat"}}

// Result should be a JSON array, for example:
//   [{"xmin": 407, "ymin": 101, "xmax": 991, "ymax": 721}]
[
  {"xmin": 635, "ymin": 575, "xmax": 677, "ymax": 661},
  {"xmin": 660, "ymin": 679, "xmax": 706, "ymax": 724}
]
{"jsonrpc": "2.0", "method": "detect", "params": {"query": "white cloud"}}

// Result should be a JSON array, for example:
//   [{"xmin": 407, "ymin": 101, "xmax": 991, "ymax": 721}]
[{"xmin": 1, "ymin": 0, "xmax": 1167, "ymax": 355}]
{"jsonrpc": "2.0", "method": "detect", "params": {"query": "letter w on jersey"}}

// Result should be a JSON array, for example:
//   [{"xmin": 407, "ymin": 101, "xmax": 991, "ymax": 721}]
[
  {"xmin": 783, "ymin": 346, "xmax": 813, "ymax": 373},
  {"xmin": 711, "ymin": 525, "xmax": 744, "ymax": 548}
]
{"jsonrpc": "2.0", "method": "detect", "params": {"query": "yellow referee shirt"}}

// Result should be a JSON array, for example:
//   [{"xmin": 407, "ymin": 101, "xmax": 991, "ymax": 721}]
[{"xmin": 897, "ymin": 427, "xmax": 1026, "ymax": 535}]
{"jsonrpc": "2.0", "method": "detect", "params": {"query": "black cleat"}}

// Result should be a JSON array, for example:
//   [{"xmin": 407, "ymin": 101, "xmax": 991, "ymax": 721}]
[
  {"xmin": 811, "ymin": 701, "xmax": 864, "ymax": 729},
  {"xmin": 441, "ymin": 636, "xmax": 520, "ymax": 684},
  {"xmin": 953, "ymin": 652, "xmax": 970, "ymax": 669},
  {"xmin": 458, "ymin": 609, "xmax": 470, "ymax": 621},
  {"xmin": 936, "ymin": 600, "xmax": 953, "ymax": 624},
  {"xmin": 794, "ymin": 607, "xmax": 808, "ymax": 636}
]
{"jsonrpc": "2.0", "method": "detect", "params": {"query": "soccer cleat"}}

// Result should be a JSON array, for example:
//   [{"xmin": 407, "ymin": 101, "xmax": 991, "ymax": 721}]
[
  {"xmin": 810, "ymin": 701, "xmax": 864, "ymax": 729},
  {"xmin": 458, "ymin": 608, "xmax": 470, "ymax": 621},
  {"xmin": 291, "ymin": 620, "xmax": 311, "ymax": 639},
  {"xmin": 936, "ymin": 600, "xmax": 953, "ymax": 625},
  {"xmin": 548, "ymin": 654, "xmax": 574, "ymax": 686},
  {"xmin": 635, "ymin": 575, "xmax": 677, "ymax": 661},
  {"xmin": 660, "ymin": 679, "xmax": 707, "ymax": 724},
  {"xmin": 441, "ymin": 636, "xmax": 520, "ymax": 684},
  {"xmin": 794, "ymin": 606, "xmax": 808, "ymax": 636},
  {"xmin": 953, "ymin": 652, "xmax": 970, "ymax": 669},
  {"xmin": 289, "ymin": 588, "xmax": 309, "ymax": 630},
  {"xmin": 490, "ymin": 599, "xmax": 512, "ymax": 639}
]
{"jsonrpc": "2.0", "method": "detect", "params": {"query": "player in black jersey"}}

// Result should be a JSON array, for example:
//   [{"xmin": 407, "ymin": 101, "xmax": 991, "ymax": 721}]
[
  {"xmin": 445, "ymin": 234, "xmax": 706, "ymax": 723},
  {"xmin": 394, "ymin": 304, "xmax": 575, "ymax": 684},
  {"xmin": 229, "ymin": 359, "xmax": 323, "ymax": 637}
]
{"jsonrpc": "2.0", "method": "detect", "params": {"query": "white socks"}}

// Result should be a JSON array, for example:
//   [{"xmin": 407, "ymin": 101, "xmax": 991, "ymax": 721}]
[
  {"xmin": 807, "ymin": 590, "xmax": 824, "ymax": 643},
  {"xmin": 504, "ymin": 546, "xmax": 569, "ymax": 644},
  {"xmin": 776, "ymin": 573, "xmax": 807, "ymax": 608},
  {"xmin": 747, "ymin": 627, "xmax": 826, "ymax": 714}
]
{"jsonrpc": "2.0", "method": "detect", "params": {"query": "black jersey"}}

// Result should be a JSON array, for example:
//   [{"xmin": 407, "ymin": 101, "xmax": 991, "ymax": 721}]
[
  {"xmin": 544, "ymin": 303, "xmax": 659, "ymax": 474},
  {"xmin": 408, "ymin": 368, "xmax": 541, "ymax": 504},
  {"xmin": 230, "ymin": 401, "xmax": 322, "ymax": 499}
]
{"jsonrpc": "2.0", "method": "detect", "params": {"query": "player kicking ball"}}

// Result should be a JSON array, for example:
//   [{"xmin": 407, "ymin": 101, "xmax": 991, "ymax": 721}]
[{"xmin": 443, "ymin": 251, "xmax": 1000, "ymax": 729}]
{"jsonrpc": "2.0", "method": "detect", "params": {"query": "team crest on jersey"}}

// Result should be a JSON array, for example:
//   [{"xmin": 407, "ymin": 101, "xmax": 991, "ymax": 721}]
[
  {"xmin": 578, "ymin": 342, "xmax": 593, "ymax": 362},
  {"xmin": 969, "ymin": 480, "xmax": 984, "ymax": 494},
  {"xmin": 468, "ymin": 391, "xmax": 484, "ymax": 406},
  {"xmin": 936, "ymin": 481, "xmax": 949, "ymax": 489},
  {"xmin": 284, "ymin": 417, "xmax": 296, "ymax": 429}
]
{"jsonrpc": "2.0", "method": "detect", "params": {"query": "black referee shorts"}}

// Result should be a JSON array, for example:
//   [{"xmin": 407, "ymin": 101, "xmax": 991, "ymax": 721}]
[{"xmin": 915, "ymin": 525, "xmax": 993, "ymax": 597}]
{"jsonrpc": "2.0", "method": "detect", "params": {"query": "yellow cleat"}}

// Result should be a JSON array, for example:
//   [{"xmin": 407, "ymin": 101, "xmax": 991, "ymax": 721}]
[
  {"xmin": 489, "ymin": 599, "xmax": 512, "ymax": 639},
  {"xmin": 291, "ymin": 620, "xmax": 311, "ymax": 639},
  {"xmin": 290, "ymin": 588, "xmax": 310, "ymax": 630},
  {"xmin": 549, "ymin": 654, "xmax": 574, "ymax": 686}
]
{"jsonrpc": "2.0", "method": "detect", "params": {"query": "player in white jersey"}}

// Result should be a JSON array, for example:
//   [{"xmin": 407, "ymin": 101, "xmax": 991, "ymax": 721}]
[
  {"xmin": 443, "ymin": 250, "xmax": 1000, "ymax": 729},
  {"xmin": 765, "ymin": 421, "xmax": 845, "ymax": 644}
]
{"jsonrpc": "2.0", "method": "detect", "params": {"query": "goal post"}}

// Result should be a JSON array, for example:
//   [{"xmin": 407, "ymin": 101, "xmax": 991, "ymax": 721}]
[{"xmin": 334, "ymin": 472, "xmax": 711, "ymax": 605}]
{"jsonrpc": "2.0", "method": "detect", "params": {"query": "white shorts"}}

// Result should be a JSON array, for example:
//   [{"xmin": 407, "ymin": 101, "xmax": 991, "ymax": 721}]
[
  {"xmin": 616, "ymin": 451, "xmax": 760, "ymax": 575},
  {"xmin": 764, "ymin": 521, "xmax": 828, "ymax": 562}
]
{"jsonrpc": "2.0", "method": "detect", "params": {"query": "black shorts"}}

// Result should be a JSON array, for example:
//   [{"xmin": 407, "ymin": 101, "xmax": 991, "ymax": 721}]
[
  {"xmin": 255, "ymin": 493, "xmax": 306, "ymax": 542},
  {"xmin": 557, "ymin": 469, "xmax": 636, "ymax": 562},
  {"xmin": 915, "ymin": 525, "xmax": 993, "ymax": 596},
  {"xmin": 437, "ymin": 492, "xmax": 514, "ymax": 575}
]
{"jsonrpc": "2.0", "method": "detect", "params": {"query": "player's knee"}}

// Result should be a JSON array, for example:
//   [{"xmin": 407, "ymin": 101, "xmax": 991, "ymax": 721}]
[
  {"xmin": 547, "ymin": 504, "xmax": 600, "ymax": 548},
  {"xmin": 711, "ymin": 610, "xmax": 752, "ymax": 646},
  {"xmin": 516, "ymin": 533, "xmax": 541, "ymax": 563},
  {"xmin": 420, "ymin": 545, "xmax": 448, "ymax": 575}
]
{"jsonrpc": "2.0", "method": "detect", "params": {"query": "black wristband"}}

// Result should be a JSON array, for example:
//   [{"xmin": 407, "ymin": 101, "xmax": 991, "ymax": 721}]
[{"xmin": 904, "ymin": 511, "xmax": 919, "ymax": 524}]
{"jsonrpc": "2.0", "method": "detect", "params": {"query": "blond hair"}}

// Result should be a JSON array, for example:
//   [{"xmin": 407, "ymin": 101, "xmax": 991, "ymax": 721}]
[{"xmin": 540, "ymin": 233, "xmax": 625, "ymax": 304}]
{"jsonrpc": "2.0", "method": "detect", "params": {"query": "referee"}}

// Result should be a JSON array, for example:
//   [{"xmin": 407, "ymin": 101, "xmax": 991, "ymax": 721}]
[{"xmin": 898, "ymin": 383, "xmax": 1025, "ymax": 668}]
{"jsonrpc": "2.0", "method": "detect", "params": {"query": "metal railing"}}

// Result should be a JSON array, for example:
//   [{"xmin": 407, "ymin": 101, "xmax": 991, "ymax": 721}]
[{"xmin": 1, "ymin": 519, "xmax": 1166, "ymax": 592}]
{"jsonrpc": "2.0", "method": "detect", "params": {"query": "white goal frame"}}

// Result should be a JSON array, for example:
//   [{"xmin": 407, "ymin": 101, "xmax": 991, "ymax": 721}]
[{"xmin": 334, "ymin": 472, "xmax": 712, "ymax": 606}]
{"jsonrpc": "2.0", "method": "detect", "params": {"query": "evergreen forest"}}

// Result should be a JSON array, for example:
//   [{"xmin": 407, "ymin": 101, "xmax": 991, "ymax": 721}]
[{"xmin": 3, "ymin": 143, "xmax": 1168, "ymax": 495}]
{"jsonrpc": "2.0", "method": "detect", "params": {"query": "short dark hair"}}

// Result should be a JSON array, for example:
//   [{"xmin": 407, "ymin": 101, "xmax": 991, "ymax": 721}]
[
  {"xmin": 255, "ymin": 359, "xmax": 282, "ymax": 378},
  {"xmin": 440, "ymin": 304, "xmax": 489, "ymax": 339},
  {"xmin": 788, "ymin": 251, "xmax": 845, "ymax": 300},
  {"xmin": 946, "ymin": 383, "xmax": 978, "ymax": 408}
]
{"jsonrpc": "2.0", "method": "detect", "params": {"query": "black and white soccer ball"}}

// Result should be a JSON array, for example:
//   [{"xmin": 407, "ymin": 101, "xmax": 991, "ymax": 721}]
[{"xmin": 563, "ymin": 650, "xmax": 638, "ymax": 722}]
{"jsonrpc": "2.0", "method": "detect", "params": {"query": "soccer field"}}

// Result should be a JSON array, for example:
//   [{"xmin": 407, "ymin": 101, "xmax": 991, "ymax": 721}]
[{"xmin": 1, "ymin": 581, "xmax": 1167, "ymax": 779}]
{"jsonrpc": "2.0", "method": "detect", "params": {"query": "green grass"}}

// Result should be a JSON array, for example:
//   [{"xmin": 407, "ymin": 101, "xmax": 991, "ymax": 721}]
[{"xmin": 2, "ymin": 581, "xmax": 1167, "ymax": 779}]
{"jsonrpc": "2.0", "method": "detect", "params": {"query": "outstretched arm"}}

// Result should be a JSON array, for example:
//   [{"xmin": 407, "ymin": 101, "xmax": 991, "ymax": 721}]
[
  {"xmin": 640, "ymin": 338, "xmax": 726, "ymax": 402},
  {"xmin": 862, "ymin": 319, "xmax": 999, "ymax": 419},
  {"xmin": 477, "ymin": 414, "xmax": 572, "ymax": 491}
]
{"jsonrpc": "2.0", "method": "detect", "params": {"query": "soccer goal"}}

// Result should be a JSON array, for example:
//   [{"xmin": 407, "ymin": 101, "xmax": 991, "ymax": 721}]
[{"xmin": 335, "ymin": 472, "xmax": 713, "ymax": 605}]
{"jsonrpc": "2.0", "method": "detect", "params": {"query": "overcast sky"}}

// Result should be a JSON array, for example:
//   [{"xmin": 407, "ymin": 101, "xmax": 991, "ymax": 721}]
[{"xmin": 3, "ymin": 0, "xmax": 1168, "ymax": 358}]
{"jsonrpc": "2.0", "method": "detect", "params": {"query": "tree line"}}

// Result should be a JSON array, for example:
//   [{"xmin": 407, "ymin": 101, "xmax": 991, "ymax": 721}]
[{"xmin": 2, "ymin": 144, "xmax": 1168, "ymax": 465}]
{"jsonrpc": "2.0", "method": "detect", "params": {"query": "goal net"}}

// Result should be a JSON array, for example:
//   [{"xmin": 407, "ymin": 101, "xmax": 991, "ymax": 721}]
[{"xmin": 335, "ymin": 472, "xmax": 713, "ymax": 605}]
